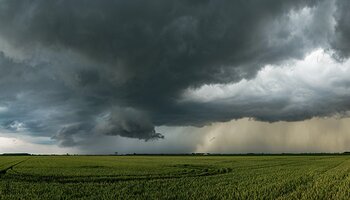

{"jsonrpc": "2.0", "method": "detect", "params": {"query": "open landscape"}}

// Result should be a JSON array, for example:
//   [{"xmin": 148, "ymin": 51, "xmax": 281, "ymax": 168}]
[
  {"xmin": 2, "ymin": 1, "xmax": 350, "ymax": 199},
  {"xmin": 1, "ymin": 155, "xmax": 350, "ymax": 199}
]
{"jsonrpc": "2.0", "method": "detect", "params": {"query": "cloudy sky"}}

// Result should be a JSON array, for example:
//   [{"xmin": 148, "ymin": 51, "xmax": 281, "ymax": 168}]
[{"xmin": 1, "ymin": 0, "xmax": 350, "ymax": 154}]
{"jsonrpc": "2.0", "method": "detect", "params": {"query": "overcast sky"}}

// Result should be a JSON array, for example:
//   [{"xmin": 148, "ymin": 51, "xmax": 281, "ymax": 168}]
[{"xmin": 1, "ymin": 0, "xmax": 350, "ymax": 154}]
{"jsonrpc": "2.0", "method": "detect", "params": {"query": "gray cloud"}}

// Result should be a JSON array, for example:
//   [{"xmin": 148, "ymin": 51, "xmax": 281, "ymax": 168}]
[
  {"xmin": 0, "ymin": 0, "xmax": 349, "ymax": 147},
  {"xmin": 53, "ymin": 107, "xmax": 164, "ymax": 147},
  {"xmin": 94, "ymin": 107, "xmax": 163, "ymax": 140},
  {"xmin": 331, "ymin": 0, "xmax": 350, "ymax": 59}
]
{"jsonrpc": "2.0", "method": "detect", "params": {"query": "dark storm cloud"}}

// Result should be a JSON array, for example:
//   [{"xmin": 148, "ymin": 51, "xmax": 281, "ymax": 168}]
[
  {"xmin": 94, "ymin": 107, "xmax": 163, "ymax": 140},
  {"xmin": 331, "ymin": 0, "xmax": 350, "ymax": 60},
  {"xmin": 0, "ymin": 0, "xmax": 349, "ymax": 146}
]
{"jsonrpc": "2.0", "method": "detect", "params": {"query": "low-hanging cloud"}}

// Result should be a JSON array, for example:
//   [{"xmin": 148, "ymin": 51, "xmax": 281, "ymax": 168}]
[{"xmin": 0, "ymin": 0, "xmax": 350, "ymax": 147}]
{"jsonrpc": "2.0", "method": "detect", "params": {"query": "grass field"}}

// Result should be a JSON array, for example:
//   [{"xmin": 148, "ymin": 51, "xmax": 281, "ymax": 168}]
[{"xmin": 1, "ymin": 155, "xmax": 350, "ymax": 199}]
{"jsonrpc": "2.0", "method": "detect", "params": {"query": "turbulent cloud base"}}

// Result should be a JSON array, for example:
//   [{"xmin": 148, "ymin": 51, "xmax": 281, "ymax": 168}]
[{"xmin": 0, "ymin": 0, "xmax": 350, "ymax": 151}]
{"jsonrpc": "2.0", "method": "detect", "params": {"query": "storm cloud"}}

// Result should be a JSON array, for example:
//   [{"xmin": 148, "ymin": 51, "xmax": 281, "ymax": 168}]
[{"xmin": 0, "ymin": 0, "xmax": 350, "ymax": 147}]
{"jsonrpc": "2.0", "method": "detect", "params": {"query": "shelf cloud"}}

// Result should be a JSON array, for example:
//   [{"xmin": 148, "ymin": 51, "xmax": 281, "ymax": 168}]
[{"xmin": 0, "ymin": 0, "xmax": 350, "ymax": 150}]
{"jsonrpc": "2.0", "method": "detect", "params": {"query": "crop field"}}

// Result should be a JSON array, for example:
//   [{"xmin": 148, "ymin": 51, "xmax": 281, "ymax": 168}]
[{"xmin": 1, "ymin": 155, "xmax": 350, "ymax": 199}]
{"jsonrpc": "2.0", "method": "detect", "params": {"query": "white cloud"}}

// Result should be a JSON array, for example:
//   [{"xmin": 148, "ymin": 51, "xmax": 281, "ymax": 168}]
[
  {"xmin": 181, "ymin": 49, "xmax": 350, "ymax": 121},
  {"xmin": 0, "ymin": 106, "xmax": 7, "ymax": 113},
  {"xmin": 183, "ymin": 49, "xmax": 349, "ymax": 103},
  {"xmin": 0, "ymin": 132, "xmax": 78, "ymax": 154}
]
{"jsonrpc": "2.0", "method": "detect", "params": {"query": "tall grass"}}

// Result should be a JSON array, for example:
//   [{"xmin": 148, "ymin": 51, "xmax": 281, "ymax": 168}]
[{"xmin": 0, "ymin": 155, "xmax": 349, "ymax": 199}]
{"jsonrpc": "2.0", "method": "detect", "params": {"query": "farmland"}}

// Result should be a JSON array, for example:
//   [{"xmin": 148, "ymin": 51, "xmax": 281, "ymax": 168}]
[{"xmin": 1, "ymin": 155, "xmax": 350, "ymax": 199}]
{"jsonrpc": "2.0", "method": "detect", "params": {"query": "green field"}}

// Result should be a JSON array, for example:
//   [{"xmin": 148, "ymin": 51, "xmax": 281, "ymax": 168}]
[{"xmin": 1, "ymin": 155, "xmax": 350, "ymax": 199}]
